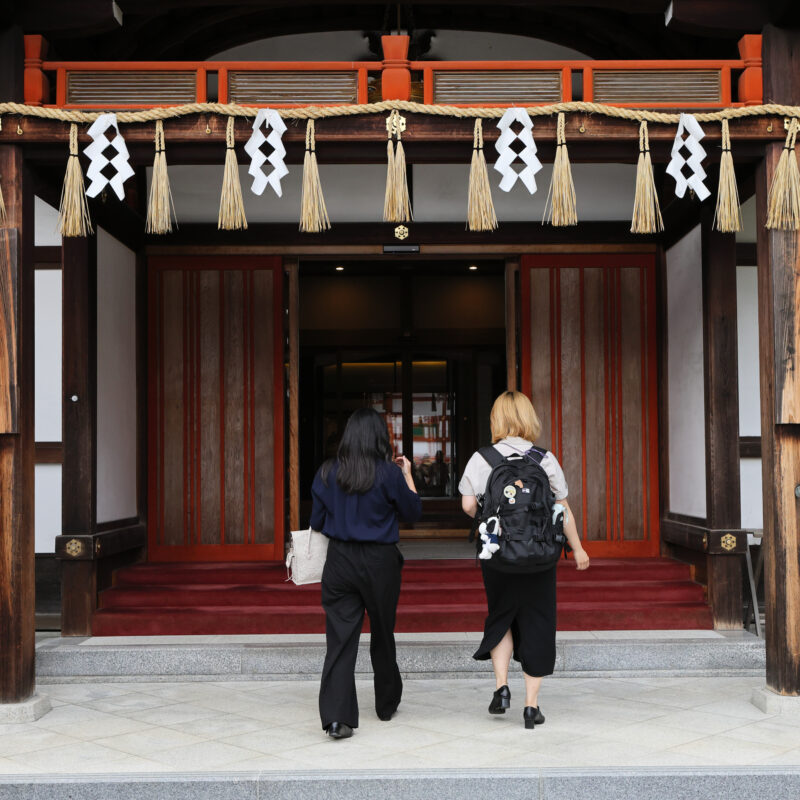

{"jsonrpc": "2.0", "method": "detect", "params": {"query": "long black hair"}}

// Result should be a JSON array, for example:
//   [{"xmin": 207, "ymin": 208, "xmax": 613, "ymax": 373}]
[{"xmin": 321, "ymin": 408, "xmax": 393, "ymax": 493}]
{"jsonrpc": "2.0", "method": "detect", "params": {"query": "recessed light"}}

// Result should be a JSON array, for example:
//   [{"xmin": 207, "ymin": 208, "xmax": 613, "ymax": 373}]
[
  {"xmin": 335, "ymin": 266, "xmax": 344, "ymax": 271},
  {"xmin": 468, "ymin": 265, "xmax": 478, "ymax": 271}
]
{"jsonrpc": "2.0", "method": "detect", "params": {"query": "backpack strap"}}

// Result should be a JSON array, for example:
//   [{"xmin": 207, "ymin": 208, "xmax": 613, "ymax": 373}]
[
  {"xmin": 478, "ymin": 445, "xmax": 505, "ymax": 469},
  {"xmin": 525, "ymin": 446, "xmax": 548, "ymax": 466}
]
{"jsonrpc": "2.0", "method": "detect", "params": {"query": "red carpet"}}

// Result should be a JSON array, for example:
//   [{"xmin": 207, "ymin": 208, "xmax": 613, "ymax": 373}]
[{"xmin": 92, "ymin": 557, "xmax": 713, "ymax": 636}]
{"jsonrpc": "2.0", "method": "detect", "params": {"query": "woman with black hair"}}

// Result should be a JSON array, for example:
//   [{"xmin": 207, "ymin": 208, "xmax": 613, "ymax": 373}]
[{"xmin": 311, "ymin": 407, "xmax": 422, "ymax": 740}]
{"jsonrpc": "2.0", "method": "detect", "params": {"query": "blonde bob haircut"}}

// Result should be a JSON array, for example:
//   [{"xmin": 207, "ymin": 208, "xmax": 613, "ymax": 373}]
[{"xmin": 489, "ymin": 391, "xmax": 542, "ymax": 444}]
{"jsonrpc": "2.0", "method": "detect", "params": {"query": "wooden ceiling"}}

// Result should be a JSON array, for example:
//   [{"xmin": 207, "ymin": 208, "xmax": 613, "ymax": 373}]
[{"xmin": 5, "ymin": 1, "xmax": 798, "ymax": 62}]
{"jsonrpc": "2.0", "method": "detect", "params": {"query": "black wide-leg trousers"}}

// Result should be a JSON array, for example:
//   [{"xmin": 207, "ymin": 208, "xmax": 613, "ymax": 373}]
[{"xmin": 319, "ymin": 538, "xmax": 404, "ymax": 730}]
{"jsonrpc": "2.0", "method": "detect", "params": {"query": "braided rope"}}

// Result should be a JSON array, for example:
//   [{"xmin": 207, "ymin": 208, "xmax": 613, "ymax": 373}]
[{"xmin": 1, "ymin": 100, "xmax": 800, "ymax": 126}]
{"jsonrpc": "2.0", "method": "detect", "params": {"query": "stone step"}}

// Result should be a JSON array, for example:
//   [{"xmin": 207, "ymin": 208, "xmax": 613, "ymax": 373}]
[
  {"xmin": 35, "ymin": 631, "xmax": 764, "ymax": 682},
  {"xmin": 3, "ymin": 767, "xmax": 800, "ymax": 800}
]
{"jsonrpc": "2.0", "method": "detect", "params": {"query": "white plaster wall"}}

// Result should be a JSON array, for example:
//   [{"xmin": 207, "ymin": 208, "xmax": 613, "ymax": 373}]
[
  {"xmin": 167, "ymin": 163, "xmax": 636, "ymax": 225},
  {"xmin": 167, "ymin": 163, "xmax": 386, "ymax": 224},
  {"xmin": 740, "ymin": 458, "xmax": 764, "ymax": 530},
  {"xmin": 97, "ymin": 229, "xmax": 138, "ymax": 523},
  {"xmin": 414, "ymin": 163, "xmax": 636, "ymax": 222},
  {"xmin": 35, "ymin": 197, "xmax": 61, "ymax": 246},
  {"xmin": 35, "ymin": 270, "xmax": 62, "ymax": 442},
  {"xmin": 738, "ymin": 196, "xmax": 757, "ymax": 244},
  {"xmin": 35, "ymin": 464, "xmax": 62, "ymax": 553},
  {"xmin": 35, "ymin": 197, "xmax": 63, "ymax": 552},
  {"xmin": 666, "ymin": 225, "xmax": 707, "ymax": 518},
  {"xmin": 736, "ymin": 265, "xmax": 760, "ymax": 436},
  {"xmin": 212, "ymin": 30, "xmax": 590, "ymax": 62}
]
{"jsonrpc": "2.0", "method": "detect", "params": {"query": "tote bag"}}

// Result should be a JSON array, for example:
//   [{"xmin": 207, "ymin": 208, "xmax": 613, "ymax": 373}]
[{"xmin": 286, "ymin": 528, "xmax": 329, "ymax": 585}]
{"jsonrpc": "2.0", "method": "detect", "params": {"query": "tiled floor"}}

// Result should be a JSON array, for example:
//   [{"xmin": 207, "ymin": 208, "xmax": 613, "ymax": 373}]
[{"xmin": 1, "ymin": 675, "xmax": 798, "ymax": 774}]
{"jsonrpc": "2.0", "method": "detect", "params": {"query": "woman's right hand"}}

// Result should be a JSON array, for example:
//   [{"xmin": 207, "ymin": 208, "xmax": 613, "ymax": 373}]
[
  {"xmin": 573, "ymin": 547, "xmax": 590, "ymax": 570},
  {"xmin": 394, "ymin": 455, "xmax": 412, "ymax": 478}
]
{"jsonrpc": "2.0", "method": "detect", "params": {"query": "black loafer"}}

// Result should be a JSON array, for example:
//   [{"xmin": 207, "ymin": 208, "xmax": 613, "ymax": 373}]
[
  {"xmin": 489, "ymin": 685, "xmax": 511, "ymax": 714},
  {"xmin": 523, "ymin": 706, "xmax": 545, "ymax": 729},
  {"xmin": 326, "ymin": 722, "xmax": 353, "ymax": 739}
]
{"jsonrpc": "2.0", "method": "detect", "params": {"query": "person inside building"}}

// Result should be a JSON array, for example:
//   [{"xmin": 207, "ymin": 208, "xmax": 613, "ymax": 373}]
[
  {"xmin": 459, "ymin": 391, "xmax": 590, "ymax": 729},
  {"xmin": 311, "ymin": 407, "xmax": 422, "ymax": 740}
]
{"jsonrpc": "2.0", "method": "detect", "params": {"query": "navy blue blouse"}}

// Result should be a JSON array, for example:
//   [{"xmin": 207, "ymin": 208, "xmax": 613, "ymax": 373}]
[{"xmin": 310, "ymin": 460, "xmax": 422, "ymax": 544}]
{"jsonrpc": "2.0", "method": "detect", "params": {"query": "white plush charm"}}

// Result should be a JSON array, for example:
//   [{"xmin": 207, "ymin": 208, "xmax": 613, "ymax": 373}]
[
  {"xmin": 244, "ymin": 109, "xmax": 288, "ymax": 197},
  {"xmin": 494, "ymin": 108, "xmax": 542, "ymax": 194},
  {"xmin": 666, "ymin": 113, "xmax": 710, "ymax": 201},
  {"xmin": 84, "ymin": 113, "xmax": 135, "ymax": 200}
]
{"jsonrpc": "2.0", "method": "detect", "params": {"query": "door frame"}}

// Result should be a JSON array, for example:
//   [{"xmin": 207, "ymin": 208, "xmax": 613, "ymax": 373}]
[
  {"xmin": 147, "ymin": 255, "xmax": 285, "ymax": 562},
  {"xmin": 519, "ymin": 253, "xmax": 660, "ymax": 557}
]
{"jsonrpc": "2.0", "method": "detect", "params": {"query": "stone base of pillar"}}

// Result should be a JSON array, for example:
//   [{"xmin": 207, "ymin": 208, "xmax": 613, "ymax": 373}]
[
  {"xmin": 752, "ymin": 686, "xmax": 800, "ymax": 715},
  {"xmin": 0, "ymin": 693, "xmax": 51, "ymax": 723}
]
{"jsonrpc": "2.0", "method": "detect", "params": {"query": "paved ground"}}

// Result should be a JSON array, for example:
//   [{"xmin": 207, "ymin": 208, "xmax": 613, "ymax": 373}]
[{"xmin": 1, "ymin": 674, "xmax": 798, "ymax": 775}]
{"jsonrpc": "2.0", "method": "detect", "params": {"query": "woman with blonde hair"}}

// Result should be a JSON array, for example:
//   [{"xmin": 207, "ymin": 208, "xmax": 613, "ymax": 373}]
[{"xmin": 459, "ymin": 391, "xmax": 589, "ymax": 729}]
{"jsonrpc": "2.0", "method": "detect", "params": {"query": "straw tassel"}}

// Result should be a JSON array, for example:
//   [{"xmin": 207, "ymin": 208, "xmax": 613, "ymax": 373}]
[
  {"xmin": 58, "ymin": 123, "xmax": 93, "ymax": 237},
  {"xmin": 713, "ymin": 119, "xmax": 741, "ymax": 233},
  {"xmin": 383, "ymin": 110, "xmax": 412, "ymax": 223},
  {"xmin": 544, "ymin": 112, "xmax": 577, "ymax": 226},
  {"xmin": 299, "ymin": 119, "xmax": 330, "ymax": 233},
  {"xmin": 146, "ymin": 120, "xmax": 176, "ymax": 235},
  {"xmin": 218, "ymin": 116, "xmax": 247, "ymax": 231},
  {"xmin": 631, "ymin": 121, "xmax": 663, "ymax": 234},
  {"xmin": 766, "ymin": 118, "xmax": 800, "ymax": 231},
  {"xmin": 467, "ymin": 119, "xmax": 497, "ymax": 232}
]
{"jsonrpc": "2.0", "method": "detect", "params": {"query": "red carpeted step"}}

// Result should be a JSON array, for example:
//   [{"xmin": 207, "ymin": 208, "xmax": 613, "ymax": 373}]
[
  {"xmin": 91, "ymin": 600, "xmax": 713, "ymax": 636},
  {"xmin": 99, "ymin": 579, "xmax": 704, "ymax": 610},
  {"xmin": 93, "ymin": 556, "xmax": 714, "ymax": 636}
]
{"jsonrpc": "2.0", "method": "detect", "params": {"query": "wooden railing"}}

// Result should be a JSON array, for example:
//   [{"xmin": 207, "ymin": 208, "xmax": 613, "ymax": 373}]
[{"xmin": 22, "ymin": 33, "xmax": 763, "ymax": 110}]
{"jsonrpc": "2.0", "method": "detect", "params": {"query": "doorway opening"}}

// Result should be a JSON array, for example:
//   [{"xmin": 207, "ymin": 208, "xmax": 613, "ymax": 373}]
[{"xmin": 298, "ymin": 259, "xmax": 507, "ymax": 541}]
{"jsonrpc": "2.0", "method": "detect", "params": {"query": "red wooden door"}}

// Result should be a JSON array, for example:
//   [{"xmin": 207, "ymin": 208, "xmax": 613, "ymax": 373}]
[
  {"xmin": 520, "ymin": 254, "xmax": 659, "ymax": 557},
  {"xmin": 148, "ymin": 256, "xmax": 284, "ymax": 562}
]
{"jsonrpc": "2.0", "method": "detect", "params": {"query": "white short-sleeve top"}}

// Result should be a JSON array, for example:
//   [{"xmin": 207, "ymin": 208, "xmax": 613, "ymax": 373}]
[{"xmin": 458, "ymin": 436, "xmax": 569, "ymax": 500}]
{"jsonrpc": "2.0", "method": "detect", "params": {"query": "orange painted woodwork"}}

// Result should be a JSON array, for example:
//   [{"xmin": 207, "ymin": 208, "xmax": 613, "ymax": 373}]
[
  {"xmin": 520, "ymin": 254, "xmax": 660, "ymax": 558},
  {"xmin": 23, "ymin": 35, "xmax": 48, "ymax": 107},
  {"xmin": 147, "ymin": 256, "xmax": 285, "ymax": 563},
  {"xmin": 381, "ymin": 35, "xmax": 411, "ymax": 101},
  {"xmin": 737, "ymin": 34, "xmax": 763, "ymax": 105}
]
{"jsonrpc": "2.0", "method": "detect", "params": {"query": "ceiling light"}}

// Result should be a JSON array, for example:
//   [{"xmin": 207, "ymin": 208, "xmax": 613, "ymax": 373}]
[
  {"xmin": 335, "ymin": 266, "xmax": 344, "ymax": 271},
  {"xmin": 469, "ymin": 265, "xmax": 478, "ymax": 271}
]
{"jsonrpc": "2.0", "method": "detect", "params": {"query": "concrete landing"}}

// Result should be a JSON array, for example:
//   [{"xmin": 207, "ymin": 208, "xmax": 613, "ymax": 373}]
[
  {"xmin": 35, "ymin": 630, "xmax": 765, "ymax": 682},
  {"xmin": 2, "ymin": 675, "xmax": 800, "ymax": 798}
]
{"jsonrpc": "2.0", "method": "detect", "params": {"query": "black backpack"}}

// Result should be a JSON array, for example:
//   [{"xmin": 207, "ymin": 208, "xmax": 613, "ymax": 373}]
[{"xmin": 474, "ymin": 445, "xmax": 567, "ymax": 573}]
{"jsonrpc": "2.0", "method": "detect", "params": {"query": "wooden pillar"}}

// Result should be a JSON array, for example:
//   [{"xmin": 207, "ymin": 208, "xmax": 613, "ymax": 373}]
[
  {"xmin": 60, "ymin": 236, "xmax": 98, "ymax": 636},
  {"xmin": 0, "ymin": 145, "xmax": 35, "ymax": 702},
  {"xmin": 286, "ymin": 258, "xmax": 300, "ymax": 533},
  {"xmin": 701, "ymin": 207, "xmax": 743, "ymax": 629},
  {"xmin": 505, "ymin": 259, "xmax": 518, "ymax": 392},
  {"xmin": 757, "ymin": 24, "xmax": 800, "ymax": 695}
]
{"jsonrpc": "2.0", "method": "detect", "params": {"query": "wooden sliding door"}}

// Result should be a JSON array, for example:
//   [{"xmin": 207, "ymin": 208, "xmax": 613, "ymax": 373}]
[
  {"xmin": 520, "ymin": 254, "xmax": 659, "ymax": 557},
  {"xmin": 148, "ymin": 256, "xmax": 284, "ymax": 561}
]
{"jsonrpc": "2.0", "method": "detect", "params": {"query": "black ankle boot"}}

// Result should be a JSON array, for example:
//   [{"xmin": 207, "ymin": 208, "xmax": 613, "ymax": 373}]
[
  {"xmin": 489, "ymin": 685, "xmax": 511, "ymax": 714},
  {"xmin": 523, "ymin": 706, "xmax": 545, "ymax": 729}
]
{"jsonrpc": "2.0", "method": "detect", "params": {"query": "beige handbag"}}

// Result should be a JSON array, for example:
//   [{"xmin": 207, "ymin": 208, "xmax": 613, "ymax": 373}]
[{"xmin": 286, "ymin": 528, "xmax": 329, "ymax": 585}]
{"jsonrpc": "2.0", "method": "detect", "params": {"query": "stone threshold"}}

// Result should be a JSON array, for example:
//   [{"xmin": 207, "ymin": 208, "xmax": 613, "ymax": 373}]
[
  {"xmin": 35, "ymin": 631, "xmax": 765, "ymax": 683},
  {"xmin": 2, "ymin": 767, "xmax": 800, "ymax": 800}
]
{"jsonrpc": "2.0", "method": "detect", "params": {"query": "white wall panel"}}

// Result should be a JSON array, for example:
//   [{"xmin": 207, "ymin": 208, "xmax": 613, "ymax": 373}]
[
  {"xmin": 740, "ymin": 457, "xmax": 764, "ymax": 530},
  {"xmin": 666, "ymin": 225, "xmax": 707, "ymax": 518},
  {"xmin": 35, "ymin": 464, "xmax": 62, "ymax": 553},
  {"xmin": 35, "ymin": 196, "xmax": 61, "ymax": 246},
  {"xmin": 736, "ymin": 265, "xmax": 760, "ymax": 436},
  {"xmin": 35, "ymin": 270, "xmax": 62, "ymax": 441},
  {"xmin": 96, "ymin": 229, "xmax": 138, "ymax": 523}
]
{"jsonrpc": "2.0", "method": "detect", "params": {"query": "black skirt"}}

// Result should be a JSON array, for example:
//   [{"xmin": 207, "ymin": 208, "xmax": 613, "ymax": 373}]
[{"xmin": 472, "ymin": 561, "xmax": 557, "ymax": 678}]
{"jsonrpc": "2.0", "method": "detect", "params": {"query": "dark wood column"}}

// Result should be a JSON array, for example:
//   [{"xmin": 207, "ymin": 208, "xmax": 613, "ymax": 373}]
[
  {"xmin": 60, "ymin": 235, "xmax": 98, "ymax": 636},
  {"xmin": 700, "ymin": 207, "xmax": 743, "ymax": 629},
  {"xmin": 0, "ymin": 145, "xmax": 36, "ymax": 702},
  {"xmin": 757, "ymin": 24, "xmax": 800, "ymax": 694}
]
